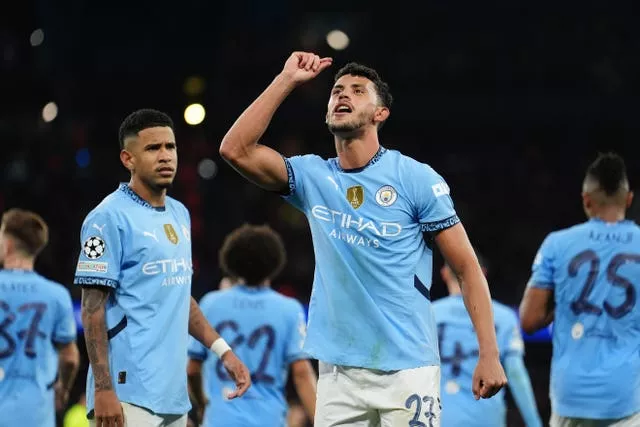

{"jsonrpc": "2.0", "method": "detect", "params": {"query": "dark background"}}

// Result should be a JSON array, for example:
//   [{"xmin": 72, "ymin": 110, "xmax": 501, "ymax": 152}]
[{"xmin": 2, "ymin": 1, "xmax": 639, "ymax": 425}]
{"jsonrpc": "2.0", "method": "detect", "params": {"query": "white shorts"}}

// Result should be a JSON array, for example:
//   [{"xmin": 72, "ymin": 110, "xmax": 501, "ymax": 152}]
[
  {"xmin": 315, "ymin": 362, "xmax": 441, "ymax": 427},
  {"xmin": 550, "ymin": 411, "xmax": 640, "ymax": 427},
  {"xmin": 88, "ymin": 402, "xmax": 188, "ymax": 427}
]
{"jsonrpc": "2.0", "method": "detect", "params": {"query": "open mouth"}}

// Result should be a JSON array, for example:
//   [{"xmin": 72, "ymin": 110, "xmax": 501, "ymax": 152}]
[{"xmin": 333, "ymin": 103, "xmax": 353, "ymax": 114}]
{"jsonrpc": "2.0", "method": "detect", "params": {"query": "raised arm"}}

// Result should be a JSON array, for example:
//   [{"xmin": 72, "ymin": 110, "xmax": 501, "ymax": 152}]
[
  {"xmin": 434, "ymin": 223, "xmax": 507, "ymax": 399},
  {"xmin": 219, "ymin": 51, "xmax": 332, "ymax": 192},
  {"xmin": 81, "ymin": 286, "xmax": 124, "ymax": 425}
]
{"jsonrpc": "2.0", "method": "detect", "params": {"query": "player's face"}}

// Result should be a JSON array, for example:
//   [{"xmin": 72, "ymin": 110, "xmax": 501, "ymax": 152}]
[
  {"xmin": 326, "ymin": 75, "xmax": 385, "ymax": 136},
  {"xmin": 123, "ymin": 126, "xmax": 178, "ymax": 190}
]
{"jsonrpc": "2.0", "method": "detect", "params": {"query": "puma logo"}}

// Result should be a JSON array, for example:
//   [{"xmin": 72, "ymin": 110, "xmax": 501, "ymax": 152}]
[
  {"xmin": 143, "ymin": 230, "xmax": 159, "ymax": 242},
  {"xmin": 92, "ymin": 223, "xmax": 106, "ymax": 234},
  {"xmin": 327, "ymin": 176, "xmax": 339, "ymax": 190}
]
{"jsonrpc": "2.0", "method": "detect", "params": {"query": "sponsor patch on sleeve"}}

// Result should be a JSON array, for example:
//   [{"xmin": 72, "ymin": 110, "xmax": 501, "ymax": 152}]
[{"xmin": 76, "ymin": 261, "xmax": 109, "ymax": 273}]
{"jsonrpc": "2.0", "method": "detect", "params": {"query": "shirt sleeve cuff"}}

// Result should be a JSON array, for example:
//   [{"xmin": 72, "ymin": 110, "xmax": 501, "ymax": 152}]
[{"xmin": 74, "ymin": 276, "xmax": 119, "ymax": 288}]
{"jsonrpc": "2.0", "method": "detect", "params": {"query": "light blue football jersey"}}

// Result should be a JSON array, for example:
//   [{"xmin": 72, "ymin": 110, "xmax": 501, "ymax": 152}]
[
  {"xmin": 528, "ymin": 218, "xmax": 640, "ymax": 419},
  {"xmin": 188, "ymin": 285, "xmax": 307, "ymax": 427},
  {"xmin": 433, "ymin": 295, "xmax": 524, "ymax": 427},
  {"xmin": 74, "ymin": 183, "xmax": 193, "ymax": 415},
  {"xmin": 282, "ymin": 147, "xmax": 459, "ymax": 370},
  {"xmin": 0, "ymin": 270, "xmax": 77, "ymax": 427}
]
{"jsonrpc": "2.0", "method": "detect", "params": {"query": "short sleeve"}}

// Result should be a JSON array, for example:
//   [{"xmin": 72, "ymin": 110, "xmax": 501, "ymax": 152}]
[
  {"xmin": 281, "ymin": 155, "xmax": 314, "ymax": 212},
  {"xmin": 53, "ymin": 288, "xmax": 77, "ymax": 344},
  {"xmin": 73, "ymin": 209, "xmax": 122, "ymax": 289},
  {"xmin": 412, "ymin": 164, "xmax": 460, "ymax": 233},
  {"xmin": 527, "ymin": 234, "xmax": 556, "ymax": 290},
  {"xmin": 499, "ymin": 309, "xmax": 525, "ymax": 360},
  {"xmin": 285, "ymin": 302, "xmax": 308, "ymax": 365}
]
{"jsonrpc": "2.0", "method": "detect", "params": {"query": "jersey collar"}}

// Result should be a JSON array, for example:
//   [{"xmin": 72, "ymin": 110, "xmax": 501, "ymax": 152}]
[
  {"xmin": 334, "ymin": 146, "xmax": 387, "ymax": 173},
  {"xmin": 118, "ymin": 183, "xmax": 166, "ymax": 212}
]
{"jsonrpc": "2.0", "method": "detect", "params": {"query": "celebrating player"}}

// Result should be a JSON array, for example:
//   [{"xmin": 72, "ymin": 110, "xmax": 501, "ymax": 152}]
[
  {"xmin": 435, "ymin": 257, "xmax": 542, "ymax": 427},
  {"xmin": 75, "ymin": 109, "xmax": 250, "ymax": 427},
  {"xmin": 219, "ymin": 51, "xmax": 506, "ymax": 425},
  {"xmin": 0, "ymin": 208, "xmax": 80, "ymax": 427},
  {"xmin": 187, "ymin": 224, "xmax": 317, "ymax": 427},
  {"xmin": 520, "ymin": 152, "xmax": 640, "ymax": 427}
]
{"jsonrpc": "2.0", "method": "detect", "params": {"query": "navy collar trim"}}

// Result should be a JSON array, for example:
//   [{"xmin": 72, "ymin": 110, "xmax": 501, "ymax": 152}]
[
  {"xmin": 334, "ymin": 146, "xmax": 387, "ymax": 173},
  {"xmin": 118, "ymin": 183, "xmax": 166, "ymax": 211}
]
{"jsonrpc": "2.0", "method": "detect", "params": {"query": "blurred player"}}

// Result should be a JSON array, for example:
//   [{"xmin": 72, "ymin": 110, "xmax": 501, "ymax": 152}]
[
  {"xmin": 520, "ymin": 152, "xmax": 640, "ymax": 427},
  {"xmin": 0, "ymin": 208, "xmax": 80, "ymax": 427},
  {"xmin": 187, "ymin": 224, "xmax": 317, "ymax": 427},
  {"xmin": 435, "ymin": 257, "xmax": 542, "ymax": 427},
  {"xmin": 74, "ymin": 109, "xmax": 250, "ymax": 427},
  {"xmin": 219, "ymin": 51, "xmax": 506, "ymax": 426}
]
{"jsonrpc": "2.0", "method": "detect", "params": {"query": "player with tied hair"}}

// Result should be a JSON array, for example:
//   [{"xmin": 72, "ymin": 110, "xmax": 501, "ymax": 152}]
[
  {"xmin": 220, "ymin": 51, "xmax": 506, "ymax": 426},
  {"xmin": 0, "ymin": 208, "xmax": 80, "ymax": 427},
  {"xmin": 74, "ymin": 108, "xmax": 250, "ymax": 427},
  {"xmin": 187, "ymin": 224, "xmax": 317, "ymax": 427},
  {"xmin": 520, "ymin": 152, "xmax": 640, "ymax": 427}
]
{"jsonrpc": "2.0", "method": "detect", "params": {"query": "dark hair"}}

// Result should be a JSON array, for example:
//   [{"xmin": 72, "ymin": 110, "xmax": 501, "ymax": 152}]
[
  {"xmin": 118, "ymin": 109, "xmax": 174, "ymax": 149},
  {"xmin": 1, "ymin": 208, "xmax": 49, "ymax": 256},
  {"xmin": 218, "ymin": 224, "xmax": 287, "ymax": 285},
  {"xmin": 586, "ymin": 152, "xmax": 628, "ymax": 196},
  {"xmin": 334, "ymin": 62, "xmax": 393, "ymax": 109}
]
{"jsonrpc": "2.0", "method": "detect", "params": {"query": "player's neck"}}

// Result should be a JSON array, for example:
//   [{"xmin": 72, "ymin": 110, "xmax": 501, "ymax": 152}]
[
  {"xmin": 592, "ymin": 207, "xmax": 626, "ymax": 223},
  {"xmin": 2, "ymin": 254, "xmax": 34, "ymax": 271},
  {"xmin": 128, "ymin": 178, "xmax": 166, "ymax": 208},
  {"xmin": 334, "ymin": 131, "xmax": 380, "ymax": 170}
]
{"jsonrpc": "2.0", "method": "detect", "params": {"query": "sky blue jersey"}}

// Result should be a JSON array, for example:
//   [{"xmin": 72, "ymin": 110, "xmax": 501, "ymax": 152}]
[
  {"xmin": 188, "ymin": 285, "xmax": 307, "ymax": 427},
  {"xmin": 0, "ymin": 270, "xmax": 76, "ymax": 427},
  {"xmin": 282, "ymin": 147, "xmax": 459, "ymax": 370},
  {"xmin": 74, "ymin": 183, "xmax": 193, "ymax": 415},
  {"xmin": 433, "ymin": 296, "xmax": 527, "ymax": 427},
  {"xmin": 528, "ymin": 218, "xmax": 640, "ymax": 419}
]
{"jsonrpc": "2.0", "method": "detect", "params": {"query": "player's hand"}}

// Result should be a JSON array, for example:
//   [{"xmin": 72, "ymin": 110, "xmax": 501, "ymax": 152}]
[
  {"xmin": 54, "ymin": 381, "xmax": 70, "ymax": 412},
  {"xmin": 94, "ymin": 390, "xmax": 125, "ymax": 426},
  {"xmin": 472, "ymin": 353, "xmax": 507, "ymax": 400},
  {"xmin": 280, "ymin": 51, "xmax": 333, "ymax": 86},
  {"xmin": 221, "ymin": 351, "xmax": 251, "ymax": 399}
]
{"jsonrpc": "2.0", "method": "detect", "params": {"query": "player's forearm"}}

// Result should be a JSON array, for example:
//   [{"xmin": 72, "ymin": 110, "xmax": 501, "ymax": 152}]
[
  {"xmin": 293, "ymin": 364, "xmax": 317, "ymax": 423},
  {"xmin": 57, "ymin": 343, "xmax": 80, "ymax": 393},
  {"xmin": 457, "ymin": 264, "xmax": 500, "ymax": 356},
  {"xmin": 81, "ymin": 287, "xmax": 114, "ymax": 391},
  {"xmin": 220, "ymin": 74, "xmax": 296, "ymax": 159},
  {"xmin": 504, "ymin": 356, "xmax": 543, "ymax": 427},
  {"xmin": 187, "ymin": 371, "xmax": 207, "ymax": 410},
  {"xmin": 188, "ymin": 297, "xmax": 220, "ymax": 348}
]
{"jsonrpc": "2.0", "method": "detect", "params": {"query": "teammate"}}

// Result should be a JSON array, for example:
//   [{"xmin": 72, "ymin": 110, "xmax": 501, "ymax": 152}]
[
  {"xmin": 520, "ymin": 152, "xmax": 640, "ymax": 427},
  {"xmin": 219, "ymin": 51, "xmax": 506, "ymax": 425},
  {"xmin": 74, "ymin": 109, "xmax": 250, "ymax": 427},
  {"xmin": 187, "ymin": 224, "xmax": 317, "ymax": 427},
  {"xmin": 435, "ymin": 257, "xmax": 542, "ymax": 427},
  {"xmin": 0, "ymin": 208, "xmax": 80, "ymax": 427}
]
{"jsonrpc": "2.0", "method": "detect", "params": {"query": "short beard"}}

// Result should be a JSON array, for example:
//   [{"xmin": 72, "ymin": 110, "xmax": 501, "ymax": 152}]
[
  {"xmin": 327, "ymin": 116, "xmax": 370, "ymax": 137},
  {"xmin": 142, "ymin": 176, "xmax": 173, "ymax": 192}
]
